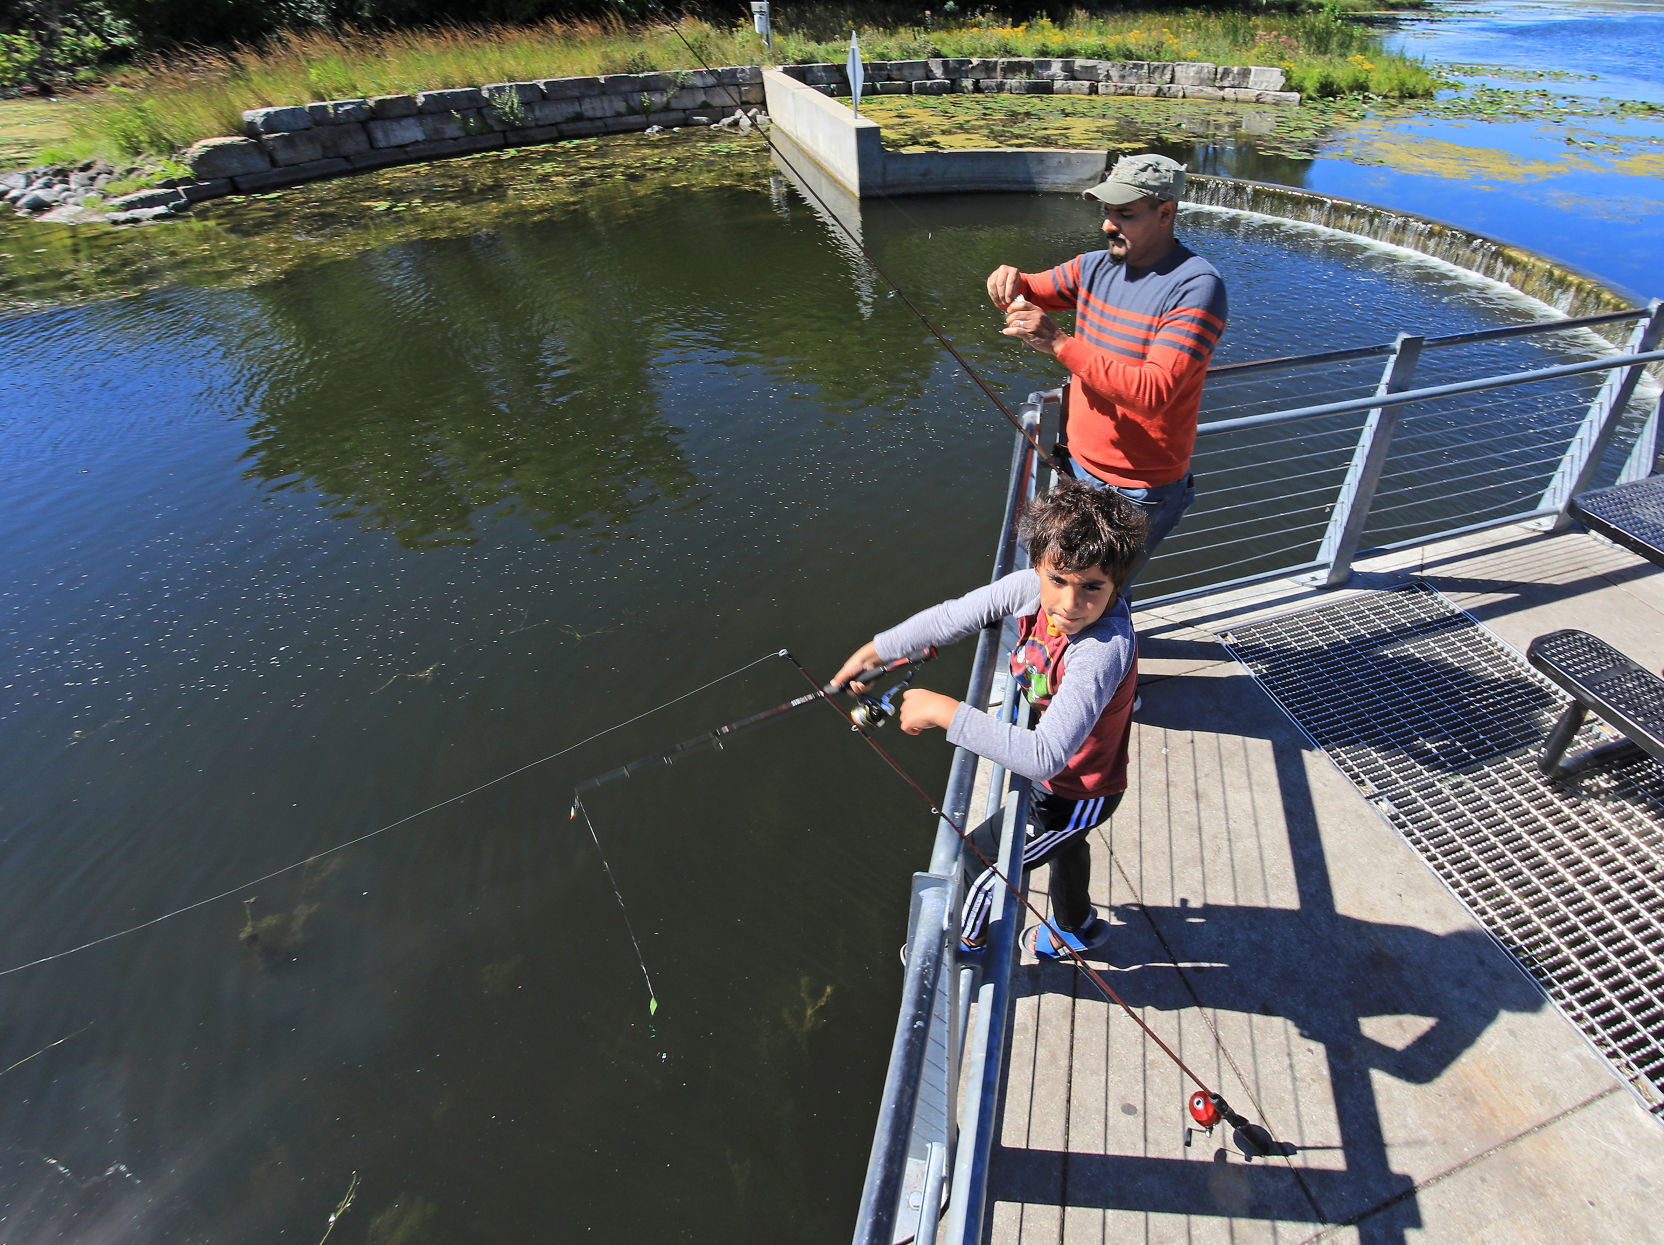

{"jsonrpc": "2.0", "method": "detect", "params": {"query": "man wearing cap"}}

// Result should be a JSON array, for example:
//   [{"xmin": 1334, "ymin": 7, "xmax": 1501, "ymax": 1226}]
[{"xmin": 988, "ymin": 152, "xmax": 1228, "ymax": 578}]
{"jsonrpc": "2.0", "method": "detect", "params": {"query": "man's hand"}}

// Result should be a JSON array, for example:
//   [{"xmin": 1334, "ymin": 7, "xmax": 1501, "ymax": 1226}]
[
  {"xmin": 1002, "ymin": 295, "xmax": 1066, "ymax": 357},
  {"xmin": 986, "ymin": 264, "xmax": 1023, "ymax": 310},
  {"xmin": 831, "ymin": 641, "xmax": 882, "ymax": 692},
  {"xmin": 898, "ymin": 688, "xmax": 959, "ymax": 735}
]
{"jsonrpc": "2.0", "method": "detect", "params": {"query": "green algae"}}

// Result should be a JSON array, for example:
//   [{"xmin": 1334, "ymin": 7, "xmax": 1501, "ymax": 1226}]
[
  {"xmin": 862, "ymin": 80, "xmax": 1664, "ymax": 186},
  {"xmin": 865, "ymin": 93, "xmax": 1343, "ymax": 163},
  {"xmin": 0, "ymin": 127, "xmax": 772, "ymax": 313}
]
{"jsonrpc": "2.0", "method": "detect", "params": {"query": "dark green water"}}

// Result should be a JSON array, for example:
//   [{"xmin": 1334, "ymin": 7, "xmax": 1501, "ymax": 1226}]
[{"xmin": 0, "ymin": 132, "xmax": 1642, "ymax": 1241}]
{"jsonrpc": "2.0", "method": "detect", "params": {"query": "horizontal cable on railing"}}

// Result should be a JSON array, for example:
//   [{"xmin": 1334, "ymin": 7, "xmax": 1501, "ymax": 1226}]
[
  {"xmin": 1385, "ymin": 459, "xmax": 1564, "ymax": 491},
  {"xmin": 1374, "ymin": 456, "xmax": 1566, "ymax": 498},
  {"xmin": 1207, "ymin": 342, "xmax": 1395, "ymax": 378},
  {"xmin": 1200, "ymin": 373, "xmax": 1383, "ymax": 409},
  {"xmin": 1419, "ymin": 306, "xmax": 1649, "ymax": 353},
  {"xmin": 1388, "ymin": 437, "xmax": 1578, "ymax": 470},
  {"xmin": 1396, "ymin": 406, "xmax": 1587, "ymax": 434},
  {"xmin": 1197, "ymin": 348, "xmax": 1664, "ymax": 437},
  {"xmin": 1205, "ymin": 353, "xmax": 1385, "ymax": 382},
  {"xmin": 1205, "ymin": 306, "xmax": 1648, "ymax": 382},
  {"xmin": 1394, "ymin": 405, "xmax": 1592, "ymax": 433},
  {"xmin": 1190, "ymin": 460, "xmax": 1353, "ymax": 492},
  {"xmin": 1195, "ymin": 477, "xmax": 1354, "ymax": 518},
  {"xmin": 1171, "ymin": 519, "xmax": 1330, "ymax": 560},
  {"xmin": 1366, "ymin": 483, "xmax": 1553, "ymax": 524},
  {"xmin": 1194, "ymin": 422, "xmax": 1365, "ymax": 457},
  {"xmin": 1194, "ymin": 431, "xmax": 1358, "ymax": 462},
  {"xmin": 1389, "ymin": 424, "xmax": 1586, "ymax": 462},
  {"xmin": 1195, "ymin": 447, "xmax": 1355, "ymax": 477}
]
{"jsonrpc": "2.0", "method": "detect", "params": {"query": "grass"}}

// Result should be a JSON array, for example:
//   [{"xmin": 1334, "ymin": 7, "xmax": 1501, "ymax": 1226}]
[
  {"xmin": 0, "ymin": 95, "xmax": 75, "ymax": 167},
  {"xmin": 777, "ymin": 8, "xmax": 1434, "ymax": 101},
  {"xmin": 24, "ymin": 8, "xmax": 1433, "ymax": 169}
]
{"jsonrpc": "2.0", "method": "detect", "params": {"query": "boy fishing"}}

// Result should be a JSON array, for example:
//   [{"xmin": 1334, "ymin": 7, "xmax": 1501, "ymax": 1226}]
[{"xmin": 832, "ymin": 481, "xmax": 1146, "ymax": 959}]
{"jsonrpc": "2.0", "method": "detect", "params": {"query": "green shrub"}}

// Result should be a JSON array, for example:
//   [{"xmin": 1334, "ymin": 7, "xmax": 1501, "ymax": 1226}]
[{"xmin": 0, "ymin": 32, "xmax": 44, "ymax": 88}]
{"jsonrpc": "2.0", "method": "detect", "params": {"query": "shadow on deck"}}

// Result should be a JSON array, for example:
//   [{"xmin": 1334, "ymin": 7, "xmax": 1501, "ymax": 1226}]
[{"xmin": 984, "ymin": 524, "xmax": 1664, "ymax": 1243}]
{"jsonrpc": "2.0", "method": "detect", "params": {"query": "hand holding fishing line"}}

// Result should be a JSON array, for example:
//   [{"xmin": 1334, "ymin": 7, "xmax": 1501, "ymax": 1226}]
[
  {"xmin": 1002, "ymin": 295, "xmax": 1065, "ymax": 356},
  {"xmin": 985, "ymin": 263, "xmax": 1023, "ymax": 309}
]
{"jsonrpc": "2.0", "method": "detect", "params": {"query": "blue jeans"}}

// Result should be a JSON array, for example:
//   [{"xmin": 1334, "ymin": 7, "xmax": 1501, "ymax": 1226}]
[{"xmin": 1066, "ymin": 459, "xmax": 1196, "ymax": 587}]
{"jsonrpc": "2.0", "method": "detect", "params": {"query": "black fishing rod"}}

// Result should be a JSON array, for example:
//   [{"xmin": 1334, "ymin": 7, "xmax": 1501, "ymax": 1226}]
[{"xmin": 569, "ymin": 647, "xmax": 936, "ymax": 805}]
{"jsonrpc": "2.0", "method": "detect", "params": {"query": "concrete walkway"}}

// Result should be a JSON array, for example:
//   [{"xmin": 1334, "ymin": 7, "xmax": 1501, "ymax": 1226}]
[{"xmin": 985, "ymin": 524, "xmax": 1664, "ymax": 1242}]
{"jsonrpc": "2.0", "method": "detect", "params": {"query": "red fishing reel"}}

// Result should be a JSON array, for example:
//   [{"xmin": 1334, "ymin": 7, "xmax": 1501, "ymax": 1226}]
[{"xmin": 1187, "ymin": 1090, "xmax": 1221, "ymax": 1130}]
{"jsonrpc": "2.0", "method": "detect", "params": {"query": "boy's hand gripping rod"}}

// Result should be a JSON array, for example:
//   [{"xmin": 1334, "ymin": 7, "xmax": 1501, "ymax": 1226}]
[{"xmin": 569, "ymin": 648, "xmax": 937, "ymax": 806}]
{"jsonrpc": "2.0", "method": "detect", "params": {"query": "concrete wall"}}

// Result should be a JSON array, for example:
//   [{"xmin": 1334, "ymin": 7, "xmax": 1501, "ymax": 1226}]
[
  {"xmin": 760, "ymin": 67, "xmax": 885, "ymax": 198},
  {"xmin": 764, "ymin": 68, "xmax": 1111, "ymax": 198}
]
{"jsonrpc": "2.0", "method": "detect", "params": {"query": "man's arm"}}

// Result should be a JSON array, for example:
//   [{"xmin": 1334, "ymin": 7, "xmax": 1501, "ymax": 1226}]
[
  {"xmin": 987, "ymin": 259, "xmax": 1079, "ymax": 313},
  {"xmin": 1011, "ymin": 273, "xmax": 1227, "ymax": 414}
]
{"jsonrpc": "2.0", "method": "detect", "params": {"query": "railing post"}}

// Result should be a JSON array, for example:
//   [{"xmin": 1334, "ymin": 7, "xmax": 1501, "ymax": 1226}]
[
  {"xmin": 853, "ymin": 875, "xmax": 949, "ymax": 1245},
  {"xmin": 1537, "ymin": 298, "xmax": 1664, "ymax": 526},
  {"xmin": 1616, "ymin": 386, "xmax": 1663, "ymax": 485},
  {"xmin": 1308, "ymin": 333, "xmax": 1424, "ymax": 587}
]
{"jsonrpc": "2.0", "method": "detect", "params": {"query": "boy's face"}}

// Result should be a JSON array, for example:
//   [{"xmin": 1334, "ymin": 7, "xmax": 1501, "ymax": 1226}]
[{"xmin": 1036, "ymin": 556, "xmax": 1118, "ymax": 636}]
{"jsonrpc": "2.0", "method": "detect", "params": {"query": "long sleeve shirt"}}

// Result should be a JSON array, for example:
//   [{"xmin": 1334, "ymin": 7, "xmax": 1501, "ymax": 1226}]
[
  {"xmin": 873, "ymin": 568, "xmax": 1137, "ymax": 798},
  {"xmin": 1020, "ymin": 241, "xmax": 1228, "ymax": 489}
]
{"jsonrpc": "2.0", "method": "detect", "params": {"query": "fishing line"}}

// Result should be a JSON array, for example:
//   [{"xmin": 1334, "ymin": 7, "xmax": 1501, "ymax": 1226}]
[
  {"xmin": 0, "ymin": 652, "xmax": 784, "ymax": 980},
  {"xmin": 781, "ymin": 651, "xmax": 1248, "ymax": 1120},
  {"xmin": 655, "ymin": 8, "xmax": 1066, "ymax": 478},
  {"xmin": 0, "ymin": 1023, "xmax": 93, "ymax": 1079},
  {"xmin": 571, "ymin": 796, "xmax": 660, "ymax": 1016},
  {"xmin": 567, "ymin": 647, "xmax": 934, "ymax": 1012}
]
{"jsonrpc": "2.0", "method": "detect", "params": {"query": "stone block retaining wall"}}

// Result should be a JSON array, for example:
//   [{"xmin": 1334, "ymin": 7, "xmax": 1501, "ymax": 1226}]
[
  {"xmin": 780, "ymin": 57, "xmax": 1296, "ymax": 103},
  {"xmin": 171, "ymin": 67, "xmax": 768, "ymax": 204},
  {"xmin": 8, "ymin": 56, "xmax": 1294, "ymax": 222}
]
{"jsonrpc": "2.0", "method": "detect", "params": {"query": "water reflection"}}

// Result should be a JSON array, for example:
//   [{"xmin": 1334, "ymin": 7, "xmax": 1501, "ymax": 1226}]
[
  {"xmin": 0, "ymin": 168, "xmax": 1645, "ymax": 1242},
  {"xmin": 234, "ymin": 235, "xmax": 697, "ymax": 548}
]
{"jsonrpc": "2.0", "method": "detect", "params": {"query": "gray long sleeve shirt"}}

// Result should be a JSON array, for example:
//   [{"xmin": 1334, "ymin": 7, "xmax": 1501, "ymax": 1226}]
[{"xmin": 873, "ymin": 569, "xmax": 1136, "ymax": 790}]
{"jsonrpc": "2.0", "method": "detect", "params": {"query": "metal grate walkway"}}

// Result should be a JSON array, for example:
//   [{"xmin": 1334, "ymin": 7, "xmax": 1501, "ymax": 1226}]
[{"xmin": 1221, "ymin": 582, "xmax": 1664, "ymax": 1119}]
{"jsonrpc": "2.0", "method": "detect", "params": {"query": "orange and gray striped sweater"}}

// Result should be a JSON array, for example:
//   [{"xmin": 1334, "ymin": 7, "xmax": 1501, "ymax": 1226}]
[{"xmin": 1019, "ymin": 241, "xmax": 1228, "ymax": 489}]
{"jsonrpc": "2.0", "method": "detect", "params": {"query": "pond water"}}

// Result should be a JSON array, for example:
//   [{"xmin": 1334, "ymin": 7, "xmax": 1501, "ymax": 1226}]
[
  {"xmin": 0, "ymin": 136, "xmax": 1632, "ymax": 1240},
  {"xmin": 1387, "ymin": 0, "xmax": 1664, "ymax": 101}
]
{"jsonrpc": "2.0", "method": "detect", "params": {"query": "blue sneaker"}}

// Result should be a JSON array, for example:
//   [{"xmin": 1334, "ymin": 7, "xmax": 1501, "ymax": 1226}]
[{"xmin": 1027, "ymin": 912, "xmax": 1104, "ymax": 961}]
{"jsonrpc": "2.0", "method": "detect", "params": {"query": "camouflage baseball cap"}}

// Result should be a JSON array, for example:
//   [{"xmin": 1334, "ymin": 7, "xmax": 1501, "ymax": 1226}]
[{"xmin": 1083, "ymin": 153, "xmax": 1187, "ymax": 205}]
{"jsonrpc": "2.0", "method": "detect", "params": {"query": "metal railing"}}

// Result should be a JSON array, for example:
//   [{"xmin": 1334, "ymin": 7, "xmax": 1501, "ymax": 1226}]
[
  {"xmin": 1140, "ymin": 300, "xmax": 1664, "ymax": 604},
  {"xmin": 853, "ymin": 300, "xmax": 1664, "ymax": 1243}
]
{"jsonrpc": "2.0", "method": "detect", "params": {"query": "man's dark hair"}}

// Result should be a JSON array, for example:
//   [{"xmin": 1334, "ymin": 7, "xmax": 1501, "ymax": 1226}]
[{"xmin": 1019, "ymin": 481, "xmax": 1148, "ymax": 584}]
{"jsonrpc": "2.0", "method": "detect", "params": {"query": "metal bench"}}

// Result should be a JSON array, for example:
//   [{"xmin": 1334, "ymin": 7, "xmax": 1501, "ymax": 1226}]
[{"xmin": 1526, "ymin": 629, "xmax": 1664, "ymax": 779}]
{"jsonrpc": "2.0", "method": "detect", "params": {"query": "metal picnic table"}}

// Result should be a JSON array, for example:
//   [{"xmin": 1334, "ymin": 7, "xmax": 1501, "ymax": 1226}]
[
  {"xmin": 1569, "ymin": 473, "xmax": 1664, "ymax": 567},
  {"xmin": 1525, "ymin": 474, "xmax": 1664, "ymax": 777}
]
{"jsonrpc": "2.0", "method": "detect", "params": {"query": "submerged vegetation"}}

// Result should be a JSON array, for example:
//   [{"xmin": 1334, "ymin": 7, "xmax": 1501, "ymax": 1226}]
[{"xmin": 22, "ymin": 6, "xmax": 1432, "ymax": 168}]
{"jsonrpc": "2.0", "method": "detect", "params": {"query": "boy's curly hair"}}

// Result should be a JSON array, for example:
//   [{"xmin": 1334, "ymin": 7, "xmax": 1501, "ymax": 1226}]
[{"xmin": 1019, "ymin": 481, "xmax": 1148, "ymax": 584}]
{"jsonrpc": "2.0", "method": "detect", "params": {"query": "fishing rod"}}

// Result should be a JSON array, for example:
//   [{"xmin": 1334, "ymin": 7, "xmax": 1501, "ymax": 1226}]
[
  {"xmin": 570, "ymin": 647, "xmax": 937, "ymax": 804},
  {"xmin": 650, "ymin": 4, "xmax": 1067, "ymax": 480},
  {"xmin": 774, "ymin": 650, "xmax": 1275, "ymax": 1158},
  {"xmin": 567, "ymin": 646, "xmax": 935, "ymax": 1018}
]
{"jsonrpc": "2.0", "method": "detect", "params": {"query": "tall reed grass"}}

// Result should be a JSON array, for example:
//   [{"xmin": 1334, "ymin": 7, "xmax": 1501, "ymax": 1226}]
[
  {"xmin": 779, "ymin": 10, "xmax": 1434, "ymax": 99},
  {"xmin": 43, "ymin": 9, "xmax": 1432, "ymax": 166},
  {"xmin": 51, "ymin": 17, "xmax": 769, "ymax": 162}
]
